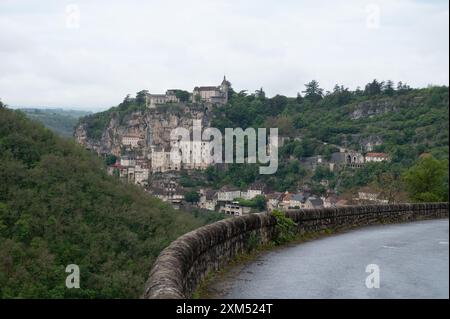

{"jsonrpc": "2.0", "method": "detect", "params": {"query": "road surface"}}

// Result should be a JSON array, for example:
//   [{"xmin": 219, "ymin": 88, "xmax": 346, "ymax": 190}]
[{"xmin": 218, "ymin": 219, "xmax": 449, "ymax": 299}]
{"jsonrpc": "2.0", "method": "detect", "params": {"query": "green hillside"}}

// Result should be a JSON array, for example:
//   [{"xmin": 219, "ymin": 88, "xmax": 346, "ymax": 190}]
[
  {"xmin": 18, "ymin": 108, "xmax": 91, "ymax": 138},
  {"xmin": 212, "ymin": 83, "xmax": 448, "ymax": 161},
  {"xmin": 209, "ymin": 83, "xmax": 449, "ymax": 194},
  {"xmin": 75, "ymin": 81, "xmax": 449, "ymax": 198},
  {"xmin": 0, "ymin": 104, "xmax": 222, "ymax": 298}
]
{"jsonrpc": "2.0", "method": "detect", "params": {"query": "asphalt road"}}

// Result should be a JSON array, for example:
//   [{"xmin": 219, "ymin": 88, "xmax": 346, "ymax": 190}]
[{"xmin": 222, "ymin": 219, "xmax": 449, "ymax": 299}]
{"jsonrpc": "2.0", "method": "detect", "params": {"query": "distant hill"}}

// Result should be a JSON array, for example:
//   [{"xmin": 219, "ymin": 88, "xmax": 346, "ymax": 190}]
[
  {"xmin": 0, "ymin": 105, "xmax": 223, "ymax": 298},
  {"xmin": 18, "ymin": 108, "xmax": 92, "ymax": 138}
]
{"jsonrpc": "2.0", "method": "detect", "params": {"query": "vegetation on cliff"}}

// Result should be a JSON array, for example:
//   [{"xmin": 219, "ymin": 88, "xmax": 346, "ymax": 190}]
[
  {"xmin": 75, "ymin": 81, "xmax": 449, "ymax": 201},
  {"xmin": 0, "ymin": 106, "xmax": 222, "ymax": 298},
  {"xmin": 208, "ymin": 82, "xmax": 449, "ymax": 198}
]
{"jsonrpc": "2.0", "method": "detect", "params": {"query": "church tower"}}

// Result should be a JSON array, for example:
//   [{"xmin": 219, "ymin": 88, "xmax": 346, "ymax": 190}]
[{"xmin": 220, "ymin": 76, "xmax": 231, "ymax": 104}]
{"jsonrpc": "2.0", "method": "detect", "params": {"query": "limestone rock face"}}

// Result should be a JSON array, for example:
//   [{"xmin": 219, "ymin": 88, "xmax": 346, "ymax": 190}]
[
  {"xmin": 74, "ymin": 104, "xmax": 212, "ymax": 156},
  {"xmin": 350, "ymin": 99, "xmax": 399, "ymax": 120},
  {"xmin": 349, "ymin": 96, "xmax": 424, "ymax": 120}
]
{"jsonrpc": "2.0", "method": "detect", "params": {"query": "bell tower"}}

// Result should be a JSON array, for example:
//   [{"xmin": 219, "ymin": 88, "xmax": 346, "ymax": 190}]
[{"xmin": 220, "ymin": 75, "xmax": 231, "ymax": 104}]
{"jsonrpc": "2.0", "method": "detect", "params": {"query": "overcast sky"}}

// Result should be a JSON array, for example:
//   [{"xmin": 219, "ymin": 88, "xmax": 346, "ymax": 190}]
[{"xmin": 0, "ymin": 0, "xmax": 448, "ymax": 111}]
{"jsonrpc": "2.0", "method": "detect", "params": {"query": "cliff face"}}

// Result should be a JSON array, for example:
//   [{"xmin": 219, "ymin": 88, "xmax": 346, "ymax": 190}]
[
  {"xmin": 348, "ymin": 95, "xmax": 424, "ymax": 120},
  {"xmin": 74, "ymin": 104, "xmax": 212, "ymax": 156}
]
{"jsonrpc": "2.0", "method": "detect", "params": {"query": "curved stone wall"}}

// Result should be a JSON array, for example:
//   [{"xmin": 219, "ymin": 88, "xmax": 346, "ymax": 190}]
[{"xmin": 143, "ymin": 203, "xmax": 449, "ymax": 299}]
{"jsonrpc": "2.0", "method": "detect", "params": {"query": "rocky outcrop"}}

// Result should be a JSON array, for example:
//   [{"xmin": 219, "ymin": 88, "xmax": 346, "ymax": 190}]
[
  {"xmin": 143, "ymin": 203, "xmax": 449, "ymax": 299},
  {"xmin": 74, "ymin": 104, "xmax": 212, "ymax": 156},
  {"xmin": 350, "ymin": 99, "xmax": 398, "ymax": 120},
  {"xmin": 349, "ymin": 96, "xmax": 424, "ymax": 120}
]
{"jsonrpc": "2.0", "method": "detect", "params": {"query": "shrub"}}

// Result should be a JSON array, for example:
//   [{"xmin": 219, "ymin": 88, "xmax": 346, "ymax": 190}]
[{"xmin": 271, "ymin": 210, "xmax": 297, "ymax": 245}]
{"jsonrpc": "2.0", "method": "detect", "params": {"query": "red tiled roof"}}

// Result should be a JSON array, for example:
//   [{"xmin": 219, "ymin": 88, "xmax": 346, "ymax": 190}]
[{"xmin": 366, "ymin": 152, "xmax": 388, "ymax": 157}]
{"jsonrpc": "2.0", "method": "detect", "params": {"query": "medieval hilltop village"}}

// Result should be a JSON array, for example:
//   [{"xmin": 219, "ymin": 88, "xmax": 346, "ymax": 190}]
[{"xmin": 75, "ymin": 76, "xmax": 391, "ymax": 216}]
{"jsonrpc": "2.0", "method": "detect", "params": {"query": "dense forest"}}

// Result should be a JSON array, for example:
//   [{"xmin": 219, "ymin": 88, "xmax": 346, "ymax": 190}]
[
  {"xmin": 0, "ymin": 104, "xmax": 223, "ymax": 298},
  {"xmin": 19, "ymin": 108, "xmax": 91, "ymax": 138}
]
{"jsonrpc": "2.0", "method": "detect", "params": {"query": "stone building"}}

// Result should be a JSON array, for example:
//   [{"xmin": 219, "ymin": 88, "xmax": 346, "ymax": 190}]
[
  {"xmin": 220, "ymin": 201, "xmax": 251, "ymax": 217},
  {"xmin": 150, "ymin": 138, "xmax": 213, "ymax": 173},
  {"xmin": 192, "ymin": 76, "xmax": 231, "ymax": 105},
  {"xmin": 149, "ymin": 180, "xmax": 185, "ymax": 205},
  {"xmin": 304, "ymin": 196, "xmax": 324, "ymax": 209},
  {"xmin": 146, "ymin": 90, "xmax": 180, "ymax": 108},
  {"xmin": 365, "ymin": 152, "xmax": 390, "ymax": 162},
  {"xmin": 241, "ymin": 181, "xmax": 266, "ymax": 200},
  {"xmin": 331, "ymin": 150, "xmax": 365, "ymax": 168},
  {"xmin": 122, "ymin": 135, "xmax": 144, "ymax": 148},
  {"xmin": 217, "ymin": 185, "xmax": 241, "ymax": 202},
  {"xmin": 198, "ymin": 189, "xmax": 217, "ymax": 211},
  {"xmin": 265, "ymin": 192, "xmax": 283, "ymax": 212},
  {"xmin": 150, "ymin": 147, "xmax": 181, "ymax": 173},
  {"xmin": 134, "ymin": 166, "xmax": 149, "ymax": 186},
  {"xmin": 357, "ymin": 186, "xmax": 388, "ymax": 204}
]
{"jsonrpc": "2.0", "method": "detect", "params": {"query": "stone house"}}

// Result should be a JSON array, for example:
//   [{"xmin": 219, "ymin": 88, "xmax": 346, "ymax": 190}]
[
  {"xmin": 134, "ymin": 166, "xmax": 149, "ymax": 186},
  {"xmin": 357, "ymin": 186, "xmax": 388, "ymax": 204},
  {"xmin": 120, "ymin": 155, "xmax": 136, "ymax": 167},
  {"xmin": 331, "ymin": 150, "xmax": 365, "ymax": 168},
  {"xmin": 304, "ymin": 196, "xmax": 324, "ymax": 209},
  {"xmin": 265, "ymin": 192, "xmax": 283, "ymax": 212},
  {"xmin": 217, "ymin": 185, "xmax": 241, "ymax": 202},
  {"xmin": 241, "ymin": 181, "xmax": 266, "ymax": 200},
  {"xmin": 280, "ymin": 192, "xmax": 307, "ymax": 210},
  {"xmin": 322, "ymin": 194, "xmax": 338, "ymax": 208},
  {"xmin": 198, "ymin": 189, "xmax": 217, "ymax": 211},
  {"xmin": 150, "ymin": 180, "xmax": 185, "ymax": 204},
  {"xmin": 365, "ymin": 152, "xmax": 390, "ymax": 163},
  {"xmin": 220, "ymin": 201, "xmax": 251, "ymax": 217}
]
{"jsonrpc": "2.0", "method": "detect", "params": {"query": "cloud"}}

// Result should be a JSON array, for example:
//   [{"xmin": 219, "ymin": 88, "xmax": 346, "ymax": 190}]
[{"xmin": 0, "ymin": 0, "xmax": 448, "ymax": 110}]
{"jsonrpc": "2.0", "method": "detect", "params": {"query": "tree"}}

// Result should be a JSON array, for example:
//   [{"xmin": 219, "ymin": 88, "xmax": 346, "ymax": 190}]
[
  {"xmin": 364, "ymin": 79, "xmax": 384, "ymax": 96},
  {"xmin": 185, "ymin": 191, "xmax": 200, "ymax": 203},
  {"xmin": 122, "ymin": 94, "xmax": 133, "ymax": 106},
  {"xmin": 255, "ymin": 87, "xmax": 266, "ymax": 100},
  {"xmin": 136, "ymin": 90, "xmax": 149, "ymax": 105},
  {"xmin": 105, "ymin": 154, "xmax": 117, "ymax": 166},
  {"xmin": 175, "ymin": 90, "xmax": 190, "ymax": 102},
  {"xmin": 397, "ymin": 81, "xmax": 411, "ymax": 94},
  {"xmin": 375, "ymin": 172, "xmax": 407, "ymax": 203},
  {"xmin": 302, "ymin": 80, "xmax": 324, "ymax": 102},
  {"xmin": 271, "ymin": 95, "xmax": 288, "ymax": 111},
  {"xmin": 265, "ymin": 116, "xmax": 295, "ymax": 137},
  {"xmin": 0, "ymin": 106, "xmax": 223, "ymax": 298},
  {"xmin": 402, "ymin": 155, "xmax": 449, "ymax": 202},
  {"xmin": 254, "ymin": 195, "xmax": 266, "ymax": 211},
  {"xmin": 329, "ymin": 84, "xmax": 352, "ymax": 106},
  {"xmin": 383, "ymin": 80, "xmax": 395, "ymax": 96}
]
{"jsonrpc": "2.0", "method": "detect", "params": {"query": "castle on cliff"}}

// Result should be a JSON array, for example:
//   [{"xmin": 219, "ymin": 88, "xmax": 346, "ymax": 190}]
[{"xmin": 146, "ymin": 76, "xmax": 231, "ymax": 108}]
